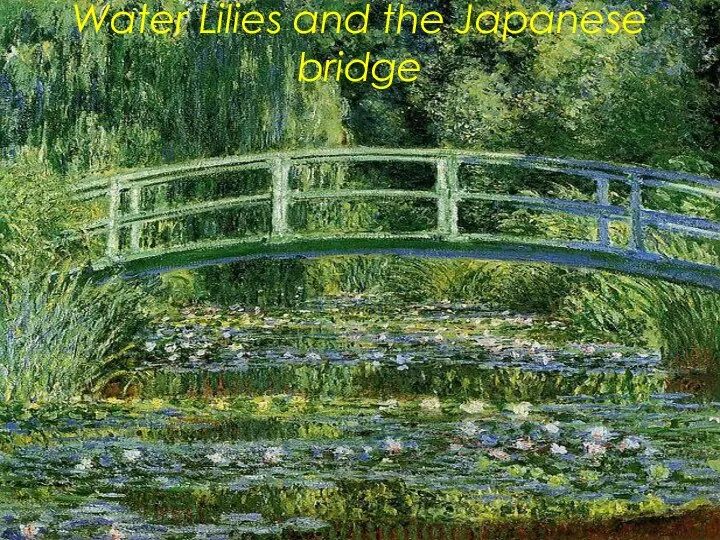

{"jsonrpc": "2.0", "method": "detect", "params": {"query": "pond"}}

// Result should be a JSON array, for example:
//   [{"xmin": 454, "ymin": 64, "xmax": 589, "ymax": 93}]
[{"xmin": 1, "ymin": 298, "xmax": 719, "ymax": 538}]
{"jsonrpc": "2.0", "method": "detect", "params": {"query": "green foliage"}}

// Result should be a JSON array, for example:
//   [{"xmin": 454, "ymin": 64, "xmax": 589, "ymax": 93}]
[
  {"xmin": 563, "ymin": 271, "xmax": 720, "ymax": 370},
  {"xmin": 0, "ymin": 0, "xmax": 345, "ymax": 173},
  {"xmin": 0, "ymin": 272, "xmax": 148, "ymax": 402},
  {"xmin": 0, "ymin": 152, "xmax": 78, "ymax": 291}
]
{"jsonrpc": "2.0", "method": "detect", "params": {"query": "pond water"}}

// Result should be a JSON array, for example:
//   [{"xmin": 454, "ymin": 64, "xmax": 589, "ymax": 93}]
[{"xmin": 1, "ymin": 298, "xmax": 720, "ymax": 538}]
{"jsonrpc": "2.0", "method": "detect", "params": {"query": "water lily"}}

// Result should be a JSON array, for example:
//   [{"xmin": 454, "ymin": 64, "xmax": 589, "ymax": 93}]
[
  {"xmin": 488, "ymin": 448, "xmax": 511, "ymax": 461},
  {"xmin": 74, "ymin": 457, "xmax": 93, "ymax": 471},
  {"xmin": 618, "ymin": 436, "xmax": 643, "ymax": 452},
  {"xmin": 333, "ymin": 446, "xmax": 354, "ymax": 460},
  {"xmin": 379, "ymin": 399, "xmax": 399, "ymax": 410},
  {"xmin": 206, "ymin": 452, "xmax": 229, "ymax": 466},
  {"xmin": 589, "ymin": 426, "xmax": 612, "ymax": 441},
  {"xmin": 395, "ymin": 353, "xmax": 412, "ymax": 365},
  {"xmin": 480, "ymin": 434, "xmax": 500, "ymax": 447},
  {"xmin": 544, "ymin": 422, "xmax": 561, "ymax": 435},
  {"xmin": 123, "ymin": 449, "xmax": 142, "ymax": 462},
  {"xmin": 536, "ymin": 353, "xmax": 553, "ymax": 366},
  {"xmin": 583, "ymin": 441, "xmax": 606, "ymax": 457},
  {"xmin": 710, "ymin": 417, "xmax": 720, "ymax": 423},
  {"xmin": 457, "ymin": 420, "xmax": 481, "ymax": 438},
  {"xmin": 21, "ymin": 523, "xmax": 41, "ymax": 539},
  {"xmin": 263, "ymin": 447, "xmax": 285, "ymax": 465},
  {"xmin": 582, "ymin": 345, "xmax": 597, "ymax": 355},
  {"xmin": 508, "ymin": 402, "xmax": 532, "ymax": 418},
  {"xmin": 459, "ymin": 400, "xmax": 485, "ymax": 414},
  {"xmin": 144, "ymin": 341, "xmax": 157, "ymax": 352},
  {"xmin": 514, "ymin": 438, "xmax": 534, "ymax": 451},
  {"xmin": 647, "ymin": 464, "xmax": 671, "ymax": 482},
  {"xmin": 420, "ymin": 397, "xmax": 441, "ymax": 411},
  {"xmin": 550, "ymin": 443, "xmax": 568, "ymax": 455},
  {"xmin": 382, "ymin": 438, "xmax": 403, "ymax": 455}
]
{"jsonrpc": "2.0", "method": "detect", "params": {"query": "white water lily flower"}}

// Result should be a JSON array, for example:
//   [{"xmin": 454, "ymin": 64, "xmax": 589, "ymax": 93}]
[
  {"xmin": 21, "ymin": 523, "xmax": 41, "ymax": 538},
  {"xmin": 550, "ymin": 443, "xmax": 567, "ymax": 455},
  {"xmin": 710, "ymin": 417, "xmax": 720, "ymax": 423},
  {"xmin": 544, "ymin": 423, "xmax": 561, "ymax": 435},
  {"xmin": 207, "ymin": 452, "xmax": 229, "ymax": 466},
  {"xmin": 196, "ymin": 349, "xmax": 207, "ymax": 357},
  {"xmin": 382, "ymin": 438, "xmax": 403, "ymax": 455},
  {"xmin": 488, "ymin": 448, "xmax": 511, "ymax": 461},
  {"xmin": 582, "ymin": 345, "xmax": 597, "ymax": 355},
  {"xmin": 618, "ymin": 437, "xmax": 643, "ymax": 452},
  {"xmin": 333, "ymin": 446, "xmax": 354, "ymax": 460},
  {"xmin": 420, "ymin": 397, "xmax": 442, "ymax": 411},
  {"xmin": 75, "ymin": 457, "xmax": 94, "ymax": 471},
  {"xmin": 459, "ymin": 400, "xmax": 486, "ymax": 414},
  {"xmin": 611, "ymin": 352, "xmax": 624, "ymax": 359},
  {"xmin": 123, "ymin": 449, "xmax": 142, "ymax": 462},
  {"xmin": 583, "ymin": 441, "xmax": 606, "ymax": 457},
  {"xmin": 144, "ymin": 341, "xmax": 157, "ymax": 352},
  {"xmin": 379, "ymin": 399, "xmax": 399, "ymax": 410},
  {"xmin": 164, "ymin": 344, "xmax": 177, "ymax": 353},
  {"xmin": 536, "ymin": 353, "xmax": 553, "ymax": 366},
  {"xmin": 515, "ymin": 438, "xmax": 534, "ymax": 451},
  {"xmin": 508, "ymin": 402, "xmax": 532, "ymax": 418},
  {"xmin": 589, "ymin": 426, "xmax": 612, "ymax": 441},
  {"xmin": 263, "ymin": 447, "xmax": 284, "ymax": 465},
  {"xmin": 457, "ymin": 420, "xmax": 481, "ymax": 438}
]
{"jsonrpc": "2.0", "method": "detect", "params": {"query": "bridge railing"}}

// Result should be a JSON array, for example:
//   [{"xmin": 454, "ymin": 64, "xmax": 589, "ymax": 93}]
[{"xmin": 72, "ymin": 147, "xmax": 720, "ymax": 270}]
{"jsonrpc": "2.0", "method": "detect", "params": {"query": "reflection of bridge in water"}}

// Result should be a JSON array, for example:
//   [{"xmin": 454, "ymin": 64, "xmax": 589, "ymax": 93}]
[{"xmin": 73, "ymin": 148, "xmax": 720, "ymax": 290}]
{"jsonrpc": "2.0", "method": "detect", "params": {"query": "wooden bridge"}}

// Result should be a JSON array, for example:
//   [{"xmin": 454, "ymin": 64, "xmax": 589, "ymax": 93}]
[{"xmin": 73, "ymin": 148, "xmax": 720, "ymax": 290}]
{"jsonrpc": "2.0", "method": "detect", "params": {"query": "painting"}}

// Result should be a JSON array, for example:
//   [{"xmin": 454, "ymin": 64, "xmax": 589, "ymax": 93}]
[{"xmin": 1, "ymin": 1, "xmax": 720, "ymax": 538}]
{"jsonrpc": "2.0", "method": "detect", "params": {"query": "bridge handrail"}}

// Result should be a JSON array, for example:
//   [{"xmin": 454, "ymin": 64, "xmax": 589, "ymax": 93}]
[
  {"xmin": 72, "ymin": 147, "xmax": 720, "ymax": 195},
  {"xmin": 70, "ymin": 147, "xmax": 720, "ymax": 286}
]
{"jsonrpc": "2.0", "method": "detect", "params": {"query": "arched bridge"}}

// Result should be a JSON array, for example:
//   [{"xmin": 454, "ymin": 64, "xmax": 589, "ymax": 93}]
[{"xmin": 73, "ymin": 148, "xmax": 720, "ymax": 290}]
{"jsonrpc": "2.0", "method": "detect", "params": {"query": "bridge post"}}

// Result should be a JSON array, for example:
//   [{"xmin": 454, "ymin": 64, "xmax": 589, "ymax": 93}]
[
  {"xmin": 596, "ymin": 177, "xmax": 611, "ymax": 247},
  {"xmin": 106, "ymin": 177, "xmax": 121, "ymax": 259},
  {"xmin": 629, "ymin": 175, "xmax": 645, "ymax": 252},
  {"xmin": 436, "ymin": 157, "xmax": 459, "ymax": 237},
  {"xmin": 129, "ymin": 186, "xmax": 142, "ymax": 252},
  {"xmin": 271, "ymin": 157, "xmax": 291, "ymax": 237}
]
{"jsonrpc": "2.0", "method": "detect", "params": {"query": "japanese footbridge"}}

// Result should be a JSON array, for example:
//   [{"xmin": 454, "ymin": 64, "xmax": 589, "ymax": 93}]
[{"xmin": 73, "ymin": 148, "xmax": 720, "ymax": 290}]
